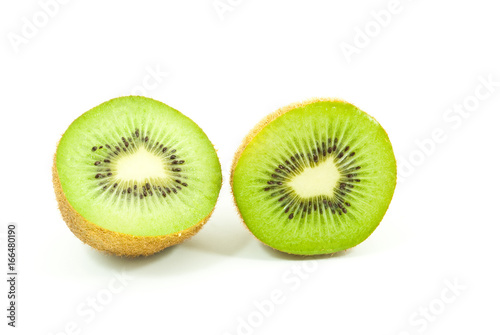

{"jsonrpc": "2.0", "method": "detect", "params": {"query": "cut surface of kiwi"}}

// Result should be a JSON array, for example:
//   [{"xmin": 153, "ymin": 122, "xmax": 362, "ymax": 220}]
[
  {"xmin": 231, "ymin": 98, "xmax": 396, "ymax": 255},
  {"xmin": 53, "ymin": 96, "xmax": 222, "ymax": 256}
]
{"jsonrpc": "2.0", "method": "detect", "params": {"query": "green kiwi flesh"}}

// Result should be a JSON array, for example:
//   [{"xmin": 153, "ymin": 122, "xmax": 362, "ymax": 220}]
[{"xmin": 231, "ymin": 99, "xmax": 396, "ymax": 255}]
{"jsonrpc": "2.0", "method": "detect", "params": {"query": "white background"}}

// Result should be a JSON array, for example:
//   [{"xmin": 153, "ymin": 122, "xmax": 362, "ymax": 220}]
[{"xmin": 1, "ymin": 0, "xmax": 500, "ymax": 334}]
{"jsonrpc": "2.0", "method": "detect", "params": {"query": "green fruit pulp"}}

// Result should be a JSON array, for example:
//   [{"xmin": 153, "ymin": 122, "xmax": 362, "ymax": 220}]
[{"xmin": 56, "ymin": 96, "xmax": 222, "ymax": 236}]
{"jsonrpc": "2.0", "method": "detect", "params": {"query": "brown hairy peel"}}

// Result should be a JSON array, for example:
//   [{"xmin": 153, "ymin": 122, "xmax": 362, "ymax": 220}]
[{"xmin": 52, "ymin": 156, "xmax": 215, "ymax": 257}]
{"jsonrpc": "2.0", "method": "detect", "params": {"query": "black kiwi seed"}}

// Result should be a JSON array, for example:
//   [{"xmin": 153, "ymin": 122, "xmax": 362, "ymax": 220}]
[
  {"xmin": 92, "ymin": 146, "xmax": 97, "ymax": 151},
  {"xmin": 104, "ymin": 159, "xmax": 110, "ymax": 163},
  {"xmin": 266, "ymin": 135, "xmax": 362, "ymax": 219},
  {"xmin": 127, "ymin": 187, "xmax": 131, "ymax": 193},
  {"xmin": 94, "ymin": 161, "xmax": 101, "ymax": 166}
]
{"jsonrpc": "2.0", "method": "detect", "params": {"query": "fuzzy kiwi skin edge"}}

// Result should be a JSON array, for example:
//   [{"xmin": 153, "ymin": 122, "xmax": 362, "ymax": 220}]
[
  {"xmin": 230, "ymin": 98, "xmax": 397, "ymax": 256},
  {"xmin": 53, "ymin": 155, "xmax": 217, "ymax": 257}
]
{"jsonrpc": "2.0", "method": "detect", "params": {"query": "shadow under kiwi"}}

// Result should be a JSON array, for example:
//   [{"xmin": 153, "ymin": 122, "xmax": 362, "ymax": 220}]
[
  {"xmin": 84, "ymin": 211, "xmax": 251, "ymax": 274},
  {"xmin": 259, "ymin": 243, "xmax": 355, "ymax": 260},
  {"xmin": 86, "ymin": 243, "xmax": 178, "ymax": 271},
  {"xmin": 180, "ymin": 209, "xmax": 252, "ymax": 257}
]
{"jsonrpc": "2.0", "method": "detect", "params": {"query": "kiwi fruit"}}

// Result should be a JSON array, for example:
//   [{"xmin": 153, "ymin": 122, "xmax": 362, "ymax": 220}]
[
  {"xmin": 231, "ymin": 98, "xmax": 396, "ymax": 255},
  {"xmin": 53, "ymin": 96, "xmax": 222, "ymax": 256}
]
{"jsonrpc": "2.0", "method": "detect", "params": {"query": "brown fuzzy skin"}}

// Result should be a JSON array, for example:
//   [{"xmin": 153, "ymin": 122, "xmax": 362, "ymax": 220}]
[
  {"xmin": 52, "ymin": 157, "xmax": 214, "ymax": 257},
  {"xmin": 229, "ymin": 98, "xmax": 347, "ymax": 255}
]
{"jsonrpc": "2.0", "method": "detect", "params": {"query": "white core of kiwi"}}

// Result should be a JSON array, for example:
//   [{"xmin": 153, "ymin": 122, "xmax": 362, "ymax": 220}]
[
  {"xmin": 115, "ymin": 146, "xmax": 169, "ymax": 183},
  {"xmin": 288, "ymin": 158, "xmax": 340, "ymax": 198}
]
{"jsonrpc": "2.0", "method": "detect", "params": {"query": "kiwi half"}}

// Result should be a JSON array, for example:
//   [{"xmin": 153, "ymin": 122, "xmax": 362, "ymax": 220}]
[
  {"xmin": 53, "ymin": 96, "xmax": 222, "ymax": 256},
  {"xmin": 231, "ymin": 98, "xmax": 396, "ymax": 255}
]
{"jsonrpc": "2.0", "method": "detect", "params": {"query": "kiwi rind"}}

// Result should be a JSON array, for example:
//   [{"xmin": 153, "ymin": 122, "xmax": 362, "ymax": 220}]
[
  {"xmin": 230, "ymin": 98, "xmax": 397, "ymax": 256},
  {"xmin": 53, "ymin": 155, "xmax": 216, "ymax": 257}
]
